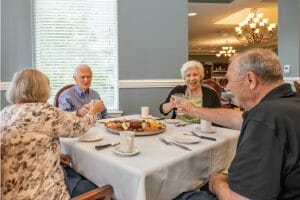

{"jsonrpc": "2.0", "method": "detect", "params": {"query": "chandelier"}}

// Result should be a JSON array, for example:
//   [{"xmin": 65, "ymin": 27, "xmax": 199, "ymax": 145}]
[
  {"xmin": 216, "ymin": 46, "xmax": 236, "ymax": 58},
  {"xmin": 235, "ymin": 8, "xmax": 277, "ymax": 44}
]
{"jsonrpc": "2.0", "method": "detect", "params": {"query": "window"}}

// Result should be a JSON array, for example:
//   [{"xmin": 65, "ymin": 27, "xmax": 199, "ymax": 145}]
[{"xmin": 32, "ymin": 0, "xmax": 119, "ymax": 110}]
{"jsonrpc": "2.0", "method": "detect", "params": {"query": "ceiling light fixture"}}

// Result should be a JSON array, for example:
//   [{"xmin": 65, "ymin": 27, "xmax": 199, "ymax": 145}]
[
  {"xmin": 216, "ymin": 45, "xmax": 236, "ymax": 58},
  {"xmin": 235, "ymin": 8, "xmax": 277, "ymax": 44}
]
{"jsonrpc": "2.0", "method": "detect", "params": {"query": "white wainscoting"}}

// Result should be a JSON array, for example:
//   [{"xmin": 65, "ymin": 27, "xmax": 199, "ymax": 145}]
[
  {"xmin": 1, "ymin": 78, "xmax": 299, "ymax": 91},
  {"xmin": 1, "ymin": 79, "xmax": 186, "ymax": 116},
  {"xmin": 1, "ymin": 79, "xmax": 185, "ymax": 91},
  {"xmin": 119, "ymin": 79, "xmax": 184, "ymax": 88}
]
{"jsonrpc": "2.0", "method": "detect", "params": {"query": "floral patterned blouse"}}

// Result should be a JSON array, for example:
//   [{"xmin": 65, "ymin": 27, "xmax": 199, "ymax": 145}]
[{"xmin": 1, "ymin": 103, "xmax": 96, "ymax": 200}]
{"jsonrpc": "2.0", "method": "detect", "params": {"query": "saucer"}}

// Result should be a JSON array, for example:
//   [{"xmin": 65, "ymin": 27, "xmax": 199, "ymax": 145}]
[
  {"xmin": 114, "ymin": 144, "xmax": 140, "ymax": 156},
  {"xmin": 173, "ymin": 135, "xmax": 200, "ymax": 144},
  {"xmin": 195, "ymin": 127, "xmax": 216, "ymax": 133},
  {"xmin": 163, "ymin": 119, "xmax": 181, "ymax": 124},
  {"xmin": 79, "ymin": 134, "xmax": 104, "ymax": 142}
]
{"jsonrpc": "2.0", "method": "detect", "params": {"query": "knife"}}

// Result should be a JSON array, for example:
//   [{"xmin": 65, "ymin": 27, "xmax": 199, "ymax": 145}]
[
  {"xmin": 95, "ymin": 142, "xmax": 120, "ymax": 150},
  {"xmin": 189, "ymin": 131, "xmax": 217, "ymax": 141}
]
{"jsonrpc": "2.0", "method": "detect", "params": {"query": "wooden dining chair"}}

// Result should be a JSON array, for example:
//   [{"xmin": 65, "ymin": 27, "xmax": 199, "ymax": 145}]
[
  {"xmin": 54, "ymin": 84, "xmax": 75, "ymax": 107},
  {"xmin": 71, "ymin": 185, "xmax": 114, "ymax": 200},
  {"xmin": 294, "ymin": 80, "xmax": 300, "ymax": 94},
  {"xmin": 202, "ymin": 79, "xmax": 222, "ymax": 97}
]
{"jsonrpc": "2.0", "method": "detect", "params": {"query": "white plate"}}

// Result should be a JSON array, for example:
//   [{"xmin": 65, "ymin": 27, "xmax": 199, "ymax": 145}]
[
  {"xmin": 195, "ymin": 127, "xmax": 216, "ymax": 133},
  {"xmin": 163, "ymin": 119, "xmax": 181, "ymax": 124},
  {"xmin": 173, "ymin": 135, "xmax": 201, "ymax": 144},
  {"xmin": 79, "ymin": 134, "xmax": 104, "ymax": 142},
  {"xmin": 113, "ymin": 144, "xmax": 140, "ymax": 156}
]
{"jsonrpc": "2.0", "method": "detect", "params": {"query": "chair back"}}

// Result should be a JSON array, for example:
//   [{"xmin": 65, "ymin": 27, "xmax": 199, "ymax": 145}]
[
  {"xmin": 71, "ymin": 185, "xmax": 114, "ymax": 200},
  {"xmin": 202, "ymin": 79, "xmax": 222, "ymax": 97},
  {"xmin": 218, "ymin": 78, "xmax": 228, "ymax": 88},
  {"xmin": 294, "ymin": 80, "xmax": 300, "ymax": 94},
  {"xmin": 54, "ymin": 84, "xmax": 75, "ymax": 107}
]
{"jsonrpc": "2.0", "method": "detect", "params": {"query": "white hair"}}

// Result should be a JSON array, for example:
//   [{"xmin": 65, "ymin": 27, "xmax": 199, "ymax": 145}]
[
  {"xmin": 230, "ymin": 48, "xmax": 283, "ymax": 83},
  {"xmin": 180, "ymin": 60, "xmax": 205, "ymax": 79},
  {"xmin": 73, "ymin": 64, "xmax": 92, "ymax": 77}
]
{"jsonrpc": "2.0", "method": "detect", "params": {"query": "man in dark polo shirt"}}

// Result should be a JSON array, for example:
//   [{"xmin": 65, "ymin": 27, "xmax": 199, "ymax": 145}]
[{"xmin": 174, "ymin": 48, "xmax": 300, "ymax": 200}]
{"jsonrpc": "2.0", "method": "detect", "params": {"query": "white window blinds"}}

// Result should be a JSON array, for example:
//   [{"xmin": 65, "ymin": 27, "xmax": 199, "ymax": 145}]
[{"xmin": 32, "ymin": 0, "xmax": 119, "ymax": 110}]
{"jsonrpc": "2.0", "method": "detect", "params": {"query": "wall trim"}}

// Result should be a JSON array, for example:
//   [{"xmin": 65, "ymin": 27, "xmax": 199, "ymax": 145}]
[
  {"xmin": 0, "ymin": 82, "xmax": 10, "ymax": 91},
  {"xmin": 283, "ymin": 77, "xmax": 300, "ymax": 81},
  {"xmin": 2, "ymin": 77, "xmax": 299, "ymax": 91},
  {"xmin": 119, "ymin": 79, "xmax": 184, "ymax": 88}
]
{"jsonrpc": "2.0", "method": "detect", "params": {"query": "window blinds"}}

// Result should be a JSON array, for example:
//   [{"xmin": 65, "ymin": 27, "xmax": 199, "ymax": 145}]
[{"xmin": 32, "ymin": 0, "xmax": 119, "ymax": 110}]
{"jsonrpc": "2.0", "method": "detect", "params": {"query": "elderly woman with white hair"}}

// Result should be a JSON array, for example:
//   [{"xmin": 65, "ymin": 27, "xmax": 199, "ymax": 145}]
[
  {"xmin": 159, "ymin": 60, "xmax": 220, "ymax": 123},
  {"xmin": 1, "ymin": 68, "xmax": 103, "ymax": 199}
]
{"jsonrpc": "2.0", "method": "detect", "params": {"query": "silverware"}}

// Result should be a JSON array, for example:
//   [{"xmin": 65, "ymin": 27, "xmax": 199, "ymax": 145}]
[
  {"xmin": 190, "ymin": 131, "xmax": 216, "ymax": 141},
  {"xmin": 95, "ymin": 142, "xmax": 120, "ymax": 150},
  {"xmin": 159, "ymin": 137, "xmax": 191, "ymax": 151}
]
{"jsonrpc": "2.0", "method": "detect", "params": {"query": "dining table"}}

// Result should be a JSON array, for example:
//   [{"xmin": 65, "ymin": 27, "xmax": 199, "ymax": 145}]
[{"xmin": 59, "ymin": 115, "xmax": 240, "ymax": 200}]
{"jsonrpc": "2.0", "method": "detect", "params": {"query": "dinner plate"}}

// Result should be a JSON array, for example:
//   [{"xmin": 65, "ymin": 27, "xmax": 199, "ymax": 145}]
[
  {"xmin": 173, "ymin": 135, "xmax": 201, "ymax": 144},
  {"xmin": 195, "ymin": 127, "xmax": 216, "ymax": 133},
  {"xmin": 114, "ymin": 144, "xmax": 140, "ymax": 156},
  {"xmin": 163, "ymin": 119, "xmax": 181, "ymax": 124},
  {"xmin": 106, "ymin": 127, "xmax": 166, "ymax": 136},
  {"xmin": 79, "ymin": 134, "xmax": 104, "ymax": 142}
]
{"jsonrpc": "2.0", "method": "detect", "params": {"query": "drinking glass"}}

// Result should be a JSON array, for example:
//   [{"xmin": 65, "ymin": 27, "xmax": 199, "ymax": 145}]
[{"xmin": 173, "ymin": 93, "xmax": 186, "ymax": 115}]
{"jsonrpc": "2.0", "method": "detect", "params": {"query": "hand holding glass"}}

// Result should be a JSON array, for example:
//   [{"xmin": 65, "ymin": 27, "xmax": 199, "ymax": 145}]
[
  {"xmin": 89, "ymin": 99, "xmax": 103, "ymax": 115},
  {"xmin": 173, "ymin": 93, "xmax": 186, "ymax": 115}
]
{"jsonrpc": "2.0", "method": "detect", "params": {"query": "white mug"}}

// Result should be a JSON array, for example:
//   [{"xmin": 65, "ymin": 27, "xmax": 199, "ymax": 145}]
[
  {"xmin": 119, "ymin": 131, "xmax": 135, "ymax": 153},
  {"xmin": 141, "ymin": 106, "xmax": 150, "ymax": 118},
  {"xmin": 200, "ymin": 119, "xmax": 212, "ymax": 132}
]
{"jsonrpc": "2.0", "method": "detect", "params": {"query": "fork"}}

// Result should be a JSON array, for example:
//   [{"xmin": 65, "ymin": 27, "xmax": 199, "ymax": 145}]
[
  {"xmin": 159, "ymin": 137, "xmax": 191, "ymax": 151},
  {"xmin": 95, "ymin": 142, "xmax": 120, "ymax": 150}
]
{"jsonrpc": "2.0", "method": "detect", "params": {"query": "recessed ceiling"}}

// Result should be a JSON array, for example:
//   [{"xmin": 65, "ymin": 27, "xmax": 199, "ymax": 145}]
[{"xmin": 188, "ymin": 0, "xmax": 278, "ymax": 55}]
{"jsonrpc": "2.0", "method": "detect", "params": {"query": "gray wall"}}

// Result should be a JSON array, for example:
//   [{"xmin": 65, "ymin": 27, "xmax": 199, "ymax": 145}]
[
  {"xmin": 118, "ymin": 0, "xmax": 188, "ymax": 116},
  {"xmin": 1, "ymin": 0, "xmax": 188, "ymax": 117},
  {"xmin": 1, "ymin": 0, "xmax": 32, "ymax": 108},
  {"xmin": 278, "ymin": 0, "xmax": 300, "ymax": 77}
]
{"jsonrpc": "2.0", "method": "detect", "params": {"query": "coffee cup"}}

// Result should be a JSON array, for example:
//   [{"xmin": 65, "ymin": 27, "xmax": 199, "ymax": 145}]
[
  {"xmin": 141, "ymin": 106, "xmax": 150, "ymax": 118},
  {"xmin": 119, "ymin": 131, "xmax": 135, "ymax": 153},
  {"xmin": 200, "ymin": 119, "xmax": 212, "ymax": 132}
]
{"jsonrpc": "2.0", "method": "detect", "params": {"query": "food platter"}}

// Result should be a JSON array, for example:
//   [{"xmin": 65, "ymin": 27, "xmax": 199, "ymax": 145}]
[
  {"xmin": 104, "ymin": 119, "xmax": 166, "ymax": 136},
  {"xmin": 106, "ymin": 127, "xmax": 166, "ymax": 136}
]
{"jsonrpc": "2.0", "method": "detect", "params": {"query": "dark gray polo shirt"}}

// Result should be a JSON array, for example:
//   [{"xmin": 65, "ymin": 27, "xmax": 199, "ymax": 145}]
[{"xmin": 228, "ymin": 84, "xmax": 300, "ymax": 199}]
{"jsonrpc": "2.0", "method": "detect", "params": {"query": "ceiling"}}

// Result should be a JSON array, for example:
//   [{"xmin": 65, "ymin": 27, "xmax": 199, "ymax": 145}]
[{"xmin": 188, "ymin": 0, "xmax": 278, "ymax": 55}]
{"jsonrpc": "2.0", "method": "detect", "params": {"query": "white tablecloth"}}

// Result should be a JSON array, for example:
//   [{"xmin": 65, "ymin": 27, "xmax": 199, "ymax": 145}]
[{"xmin": 60, "ymin": 115, "xmax": 240, "ymax": 200}]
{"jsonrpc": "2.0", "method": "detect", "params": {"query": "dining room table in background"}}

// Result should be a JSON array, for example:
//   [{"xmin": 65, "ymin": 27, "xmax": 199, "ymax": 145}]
[{"xmin": 60, "ymin": 115, "xmax": 240, "ymax": 200}]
